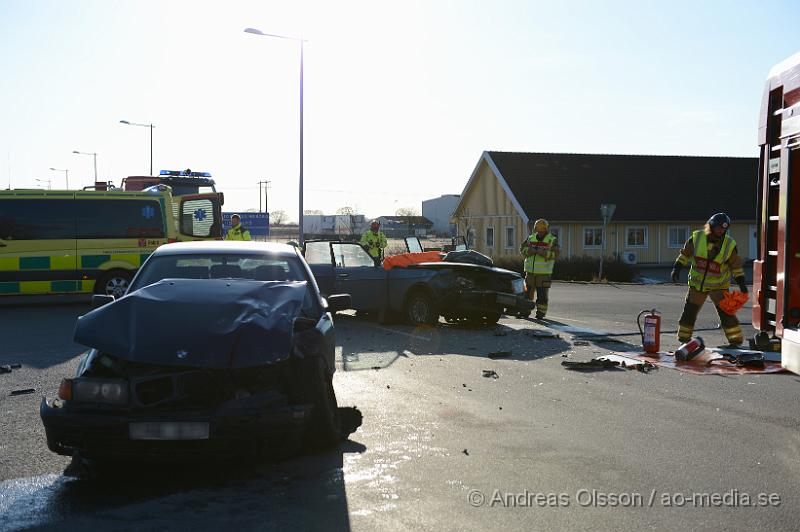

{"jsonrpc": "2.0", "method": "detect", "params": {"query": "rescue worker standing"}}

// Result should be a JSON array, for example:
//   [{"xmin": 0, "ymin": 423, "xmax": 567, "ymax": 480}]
[
  {"xmin": 360, "ymin": 219, "xmax": 388, "ymax": 260},
  {"xmin": 225, "ymin": 214, "xmax": 251, "ymax": 241},
  {"xmin": 671, "ymin": 212, "xmax": 747, "ymax": 347},
  {"xmin": 520, "ymin": 219, "xmax": 559, "ymax": 319}
]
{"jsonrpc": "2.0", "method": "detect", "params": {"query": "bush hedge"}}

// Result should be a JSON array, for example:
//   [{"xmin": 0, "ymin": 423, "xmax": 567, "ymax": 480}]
[{"xmin": 491, "ymin": 254, "xmax": 638, "ymax": 283}]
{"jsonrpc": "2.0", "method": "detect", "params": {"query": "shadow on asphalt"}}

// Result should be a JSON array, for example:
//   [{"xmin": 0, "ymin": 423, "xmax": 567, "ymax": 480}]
[{"xmin": 1, "ymin": 439, "xmax": 367, "ymax": 531}]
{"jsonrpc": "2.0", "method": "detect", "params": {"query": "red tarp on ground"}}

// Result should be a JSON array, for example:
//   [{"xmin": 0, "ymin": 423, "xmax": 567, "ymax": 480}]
[
  {"xmin": 383, "ymin": 252, "xmax": 444, "ymax": 270},
  {"xmin": 612, "ymin": 350, "xmax": 787, "ymax": 375}
]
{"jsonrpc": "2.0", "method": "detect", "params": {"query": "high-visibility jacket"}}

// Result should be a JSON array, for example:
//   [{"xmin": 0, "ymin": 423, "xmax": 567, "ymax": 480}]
[
  {"xmin": 521, "ymin": 232, "xmax": 558, "ymax": 274},
  {"xmin": 226, "ymin": 224, "xmax": 251, "ymax": 241},
  {"xmin": 360, "ymin": 230, "xmax": 387, "ymax": 258},
  {"xmin": 684, "ymin": 230, "xmax": 737, "ymax": 291}
]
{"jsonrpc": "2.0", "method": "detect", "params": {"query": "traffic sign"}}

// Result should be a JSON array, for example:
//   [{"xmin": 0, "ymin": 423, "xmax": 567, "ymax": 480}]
[{"xmin": 222, "ymin": 212, "xmax": 270, "ymax": 237}]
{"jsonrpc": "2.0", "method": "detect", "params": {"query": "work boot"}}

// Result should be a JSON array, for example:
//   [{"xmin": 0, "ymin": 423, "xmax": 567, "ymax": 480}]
[{"xmin": 535, "ymin": 312, "xmax": 546, "ymax": 319}]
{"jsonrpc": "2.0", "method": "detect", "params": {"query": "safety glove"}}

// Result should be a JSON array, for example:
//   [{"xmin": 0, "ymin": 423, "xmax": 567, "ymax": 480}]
[
  {"xmin": 735, "ymin": 276, "xmax": 748, "ymax": 294},
  {"xmin": 670, "ymin": 262, "xmax": 682, "ymax": 283}
]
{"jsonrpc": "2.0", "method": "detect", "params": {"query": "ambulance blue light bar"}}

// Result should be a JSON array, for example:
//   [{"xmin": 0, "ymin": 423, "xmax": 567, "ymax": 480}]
[{"xmin": 160, "ymin": 170, "xmax": 212, "ymax": 177}]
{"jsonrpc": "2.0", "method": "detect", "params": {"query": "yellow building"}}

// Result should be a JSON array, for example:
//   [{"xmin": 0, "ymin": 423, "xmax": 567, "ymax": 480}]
[{"xmin": 451, "ymin": 151, "xmax": 758, "ymax": 265}]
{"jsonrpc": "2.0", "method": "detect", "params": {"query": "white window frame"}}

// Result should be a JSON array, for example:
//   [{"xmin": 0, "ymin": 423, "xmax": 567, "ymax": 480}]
[
  {"xmin": 548, "ymin": 226, "xmax": 561, "ymax": 244},
  {"xmin": 625, "ymin": 226, "xmax": 648, "ymax": 248},
  {"xmin": 505, "ymin": 226, "xmax": 516, "ymax": 249},
  {"xmin": 485, "ymin": 226, "xmax": 494, "ymax": 249},
  {"xmin": 582, "ymin": 226, "xmax": 604, "ymax": 249},
  {"xmin": 667, "ymin": 225, "xmax": 691, "ymax": 249}
]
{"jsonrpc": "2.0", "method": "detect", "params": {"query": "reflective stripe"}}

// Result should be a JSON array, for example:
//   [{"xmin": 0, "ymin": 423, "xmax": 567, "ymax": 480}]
[{"xmin": 0, "ymin": 257, "xmax": 18, "ymax": 271}]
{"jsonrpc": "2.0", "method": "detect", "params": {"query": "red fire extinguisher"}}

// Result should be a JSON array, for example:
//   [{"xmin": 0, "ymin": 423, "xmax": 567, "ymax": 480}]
[{"xmin": 637, "ymin": 309, "xmax": 661, "ymax": 354}]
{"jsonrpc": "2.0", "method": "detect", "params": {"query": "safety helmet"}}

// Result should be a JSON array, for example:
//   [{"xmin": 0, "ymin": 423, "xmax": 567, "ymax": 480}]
[
  {"xmin": 534, "ymin": 219, "xmax": 549, "ymax": 232},
  {"xmin": 370, "ymin": 219, "xmax": 380, "ymax": 230},
  {"xmin": 707, "ymin": 212, "xmax": 731, "ymax": 230},
  {"xmin": 231, "ymin": 213, "xmax": 241, "ymax": 221}
]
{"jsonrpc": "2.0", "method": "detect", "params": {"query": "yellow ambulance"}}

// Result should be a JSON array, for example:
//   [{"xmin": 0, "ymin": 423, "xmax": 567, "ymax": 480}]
[{"xmin": 0, "ymin": 188, "xmax": 222, "ymax": 296}]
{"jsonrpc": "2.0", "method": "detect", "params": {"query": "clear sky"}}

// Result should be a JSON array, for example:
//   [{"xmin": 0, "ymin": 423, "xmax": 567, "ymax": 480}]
[{"xmin": 2, "ymin": 0, "xmax": 798, "ymax": 222}]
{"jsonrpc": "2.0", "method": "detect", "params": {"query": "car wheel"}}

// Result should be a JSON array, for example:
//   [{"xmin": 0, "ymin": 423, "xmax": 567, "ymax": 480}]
[
  {"xmin": 405, "ymin": 290, "xmax": 438, "ymax": 325},
  {"xmin": 95, "ymin": 269, "xmax": 132, "ymax": 297},
  {"xmin": 296, "ymin": 357, "xmax": 340, "ymax": 449}
]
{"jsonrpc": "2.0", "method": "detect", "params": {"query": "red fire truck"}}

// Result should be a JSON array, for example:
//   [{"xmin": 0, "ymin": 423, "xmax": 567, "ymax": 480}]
[{"xmin": 752, "ymin": 51, "xmax": 800, "ymax": 373}]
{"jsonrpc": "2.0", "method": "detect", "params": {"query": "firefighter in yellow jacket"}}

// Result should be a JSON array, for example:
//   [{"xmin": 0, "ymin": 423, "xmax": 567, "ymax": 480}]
[
  {"xmin": 671, "ymin": 212, "xmax": 747, "ymax": 347},
  {"xmin": 360, "ymin": 219, "xmax": 388, "ymax": 260},
  {"xmin": 520, "ymin": 219, "xmax": 559, "ymax": 319}
]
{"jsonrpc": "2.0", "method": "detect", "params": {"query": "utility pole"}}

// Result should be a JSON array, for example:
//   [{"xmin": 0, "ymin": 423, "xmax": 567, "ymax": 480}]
[{"xmin": 257, "ymin": 180, "xmax": 271, "ymax": 212}]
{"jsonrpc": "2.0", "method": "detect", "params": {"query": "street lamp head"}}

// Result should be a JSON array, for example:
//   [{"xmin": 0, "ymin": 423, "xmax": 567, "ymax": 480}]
[
  {"xmin": 119, "ymin": 120, "xmax": 130, "ymax": 124},
  {"xmin": 72, "ymin": 150, "xmax": 79, "ymax": 154},
  {"xmin": 48, "ymin": 167, "xmax": 56, "ymax": 171},
  {"xmin": 244, "ymin": 27, "xmax": 265, "ymax": 35}
]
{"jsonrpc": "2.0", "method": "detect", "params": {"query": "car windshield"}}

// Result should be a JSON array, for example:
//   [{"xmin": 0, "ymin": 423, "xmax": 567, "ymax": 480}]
[{"xmin": 129, "ymin": 253, "xmax": 308, "ymax": 292}]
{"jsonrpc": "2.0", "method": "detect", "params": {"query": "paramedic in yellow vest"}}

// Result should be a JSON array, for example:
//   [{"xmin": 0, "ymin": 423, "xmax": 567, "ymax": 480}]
[
  {"xmin": 360, "ymin": 219, "xmax": 388, "ymax": 260},
  {"xmin": 226, "ymin": 214, "xmax": 252, "ymax": 241},
  {"xmin": 671, "ymin": 212, "xmax": 747, "ymax": 347},
  {"xmin": 520, "ymin": 219, "xmax": 559, "ymax": 319}
]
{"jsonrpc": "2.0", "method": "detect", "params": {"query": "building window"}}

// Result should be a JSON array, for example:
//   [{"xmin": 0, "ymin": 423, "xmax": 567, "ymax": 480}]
[
  {"xmin": 668, "ymin": 226, "xmax": 690, "ymax": 248},
  {"xmin": 486, "ymin": 227, "xmax": 494, "ymax": 248},
  {"xmin": 505, "ymin": 226, "xmax": 516, "ymax": 249},
  {"xmin": 626, "ymin": 226, "xmax": 647, "ymax": 247},
  {"xmin": 583, "ymin": 226, "xmax": 603, "ymax": 248}
]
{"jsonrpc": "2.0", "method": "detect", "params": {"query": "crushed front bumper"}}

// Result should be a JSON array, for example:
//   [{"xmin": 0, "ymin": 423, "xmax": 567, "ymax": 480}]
[
  {"xmin": 447, "ymin": 289, "xmax": 535, "ymax": 314},
  {"xmin": 40, "ymin": 392, "xmax": 311, "ymax": 460}
]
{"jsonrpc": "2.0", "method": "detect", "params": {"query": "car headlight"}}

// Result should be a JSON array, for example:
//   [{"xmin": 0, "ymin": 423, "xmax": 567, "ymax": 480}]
[
  {"xmin": 62, "ymin": 378, "xmax": 129, "ymax": 405},
  {"xmin": 512, "ymin": 278, "xmax": 525, "ymax": 294}
]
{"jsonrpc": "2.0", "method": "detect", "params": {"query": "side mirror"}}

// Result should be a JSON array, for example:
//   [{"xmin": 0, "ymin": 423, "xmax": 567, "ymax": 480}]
[
  {"xmin": 326, "ymin": 294, "xmax": 352, "ymax": 312},
  {"xmin": 91, "ymin": 294, "xmax": 115, "ymax": 309}
]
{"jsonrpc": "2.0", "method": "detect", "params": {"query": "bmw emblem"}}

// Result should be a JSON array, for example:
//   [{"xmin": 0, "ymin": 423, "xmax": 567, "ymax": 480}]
[{"xmin": 176, "ymin": 349, "xmax": 189, "ymax": 359}]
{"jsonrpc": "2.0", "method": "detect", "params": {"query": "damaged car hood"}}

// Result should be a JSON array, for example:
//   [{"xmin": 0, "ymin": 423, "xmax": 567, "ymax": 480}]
[{"xmin": 75, "ymin": 279, "xmax": 308, "ymax": 369}]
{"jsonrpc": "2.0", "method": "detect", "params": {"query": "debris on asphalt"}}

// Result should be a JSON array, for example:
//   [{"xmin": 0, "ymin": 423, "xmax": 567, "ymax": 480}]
[
  {"xmin": 573, "ymin": 340, "xmax": 590, "ymax": 346},
  {"xmin": 561, "ymin": 359, "xmax": 622, "ymax": 371},
  {"xmin": 488, "ymin": 350, "xmax": 512, "ymax": 359},
  {"xmin": 482, "ymin": 370, "xmax": 499, "ymax": 379},
  {"xmin": 561, "ymin": 354, "xmax": 569, "ymax": 357},
  {"xmin": 10, "ymin": 388, "xmax": 35, "ymax": 396},
  {"xmin": 0, "ymin": 363, "xmax": 21, "ymax": 374},
  {"xmin": 524, "ymin": 329, "xmax": 560, "ymax": 339},
  {"xmin": 371, "ymin": 366, "xmax": 381, "ymax": 370},
  {"xmin": 499, "ymin": 406, "xmax": 503, "ymax": 410},
  {"xmin": 462, "ymin": 449, "xmax": 469, "ymax": 456},
  {"xmin": 562, "ymin": 355, "xmax": 657, "ymax": 372}
]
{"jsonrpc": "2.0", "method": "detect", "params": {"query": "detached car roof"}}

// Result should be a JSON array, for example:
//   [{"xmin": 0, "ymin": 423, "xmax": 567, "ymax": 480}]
[{"xmin": 153, "ymin": 241, "xmax": 299, "ymax": 258}]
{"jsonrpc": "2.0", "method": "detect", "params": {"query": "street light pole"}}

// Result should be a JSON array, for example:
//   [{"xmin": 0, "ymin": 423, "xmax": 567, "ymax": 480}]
[
  {"xmin": 72, "ymin": 151, "xmax": 98, "ymax": 184},
  {"xmin": 36, "ymin": 178, "xmax": 52, "ymax": 190},
  {"xmin": 48, "ymin": 168, "xmax": 68, "ymax": 188},
  {"xmin": 244, "ymin": 27, "xmax": 306, "ymax": 244},
  {"xmin": 119, "ymin": 120, "xmax": 155, "ymax": 175}
]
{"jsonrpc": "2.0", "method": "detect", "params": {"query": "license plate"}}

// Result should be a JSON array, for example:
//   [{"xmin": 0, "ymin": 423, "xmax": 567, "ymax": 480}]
[
  {"xmin": 497, "ymin": 293, "xmax": 517, "ymax": 305},
  {"xmin": 129, "ymin": 421, "xmax": 210, "ymax": 440},
  {"xmin": 512, "ymin": 279, "xmax": 525, "ymax": 294}
]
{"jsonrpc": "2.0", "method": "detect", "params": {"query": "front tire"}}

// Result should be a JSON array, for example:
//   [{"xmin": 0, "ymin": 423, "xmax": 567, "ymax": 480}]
[
  {"xmin": 95, "ymin": 269, "xmax": 133, "ymax": 298},
  {"xmin": 295, "ymin": 357, "xmax": 340, "ymax": 449},
  {"xmin": 405, "ymin": 290, "xmax": 438, "ymax": 325}
]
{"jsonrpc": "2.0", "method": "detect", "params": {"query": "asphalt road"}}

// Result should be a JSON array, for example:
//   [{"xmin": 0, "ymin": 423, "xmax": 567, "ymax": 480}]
[{"xmin": 0, "ymin": 282, "xmax": 797, "ymax": 531}]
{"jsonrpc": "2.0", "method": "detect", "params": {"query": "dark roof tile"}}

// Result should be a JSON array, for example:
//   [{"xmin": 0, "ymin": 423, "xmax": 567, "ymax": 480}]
[{"xmin": 487, "ymin": 151, "xmax": 758, "ymax": 222}]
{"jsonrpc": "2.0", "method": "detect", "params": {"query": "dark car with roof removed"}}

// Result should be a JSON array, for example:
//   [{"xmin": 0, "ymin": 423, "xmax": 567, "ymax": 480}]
[
  {"xmin": 40, "ymin": 241, "xmax": 353, "ymax": 462},
  {"xmin": 304, "ymin": 237, "xmax": 533, "ymax": 326}
]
